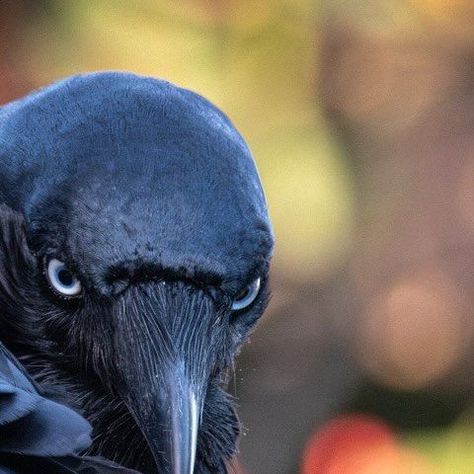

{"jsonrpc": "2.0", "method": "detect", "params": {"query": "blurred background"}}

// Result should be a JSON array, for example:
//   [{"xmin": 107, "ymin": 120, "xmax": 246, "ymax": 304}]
[{"xmin": 1, "ymin": 1, "xmax": 474, "ymax": 472}]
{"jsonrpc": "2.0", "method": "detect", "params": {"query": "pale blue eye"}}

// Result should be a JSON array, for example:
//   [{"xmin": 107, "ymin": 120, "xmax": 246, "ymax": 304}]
[
  {"xmin": 231, "ymin": 278, "xmax": 261, "ymax": 311},
  {"xmin": 47, "ymin": 258, "xmax": 82, "ymax": 296}
]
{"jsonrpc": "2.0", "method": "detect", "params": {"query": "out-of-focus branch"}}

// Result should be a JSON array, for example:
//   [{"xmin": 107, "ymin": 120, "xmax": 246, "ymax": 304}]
[{"xmin": 320, "ymin": 9, "xmax": 474, "ymax": 392}]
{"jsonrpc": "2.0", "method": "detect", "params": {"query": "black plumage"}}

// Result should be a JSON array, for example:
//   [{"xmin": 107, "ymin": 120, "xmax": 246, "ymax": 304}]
[
  {"xmin": 0, "ymin": 72, "xmax": 273, "ymax": 473},
  {"xmin": 0, "ymin": 329, "xmax": 138, "ymax": 473}
]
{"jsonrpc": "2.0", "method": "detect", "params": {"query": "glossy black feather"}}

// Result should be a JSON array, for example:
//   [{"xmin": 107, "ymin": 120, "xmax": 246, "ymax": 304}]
[
  {"xmin": 0, "ymin": 454, "xmax": 140, "ymax": 473},
  {"xmin": 0, "ymin": 342, "xmax": 91, "ymax": 457},
  {"xmin": 0, "ymin": 341, "xmax": 139, "ymax": 473}
]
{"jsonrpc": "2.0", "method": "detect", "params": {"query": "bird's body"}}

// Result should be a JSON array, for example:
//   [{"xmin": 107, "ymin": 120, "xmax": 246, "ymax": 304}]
[
  {"xmin": 0, "ymin": 72, "xmax": 273, "ymax": 473},
  {"xmin": 0, "ymin": 335, "xmax": 139, "ymax": 473}
]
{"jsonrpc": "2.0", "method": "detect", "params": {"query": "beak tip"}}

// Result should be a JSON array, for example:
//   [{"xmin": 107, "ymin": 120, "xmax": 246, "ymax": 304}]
[{"xmin": 170, "ymin": 388, "xmax": 199, "ymax": 474}]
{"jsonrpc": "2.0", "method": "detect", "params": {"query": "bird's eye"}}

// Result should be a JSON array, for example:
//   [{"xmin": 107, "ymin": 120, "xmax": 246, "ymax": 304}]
[
  {"xmin": 231, "ymin": 278, "xmax": 261, "ymax": 311},
  {"xmin": 46, "ymin": 258, "xmax": 82, "ymax": 297}
]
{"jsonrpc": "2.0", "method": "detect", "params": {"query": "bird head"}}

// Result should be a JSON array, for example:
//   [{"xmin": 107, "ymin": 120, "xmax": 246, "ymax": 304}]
[{"xmin": 0, "ymin": 72, "xmax": 273, "ymax": 473}]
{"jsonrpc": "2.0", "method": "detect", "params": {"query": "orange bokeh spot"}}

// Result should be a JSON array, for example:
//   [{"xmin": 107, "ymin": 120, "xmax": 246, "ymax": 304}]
[{"xmin": 301, "ymin": 415, "xmax": 435, "ymax": 474}]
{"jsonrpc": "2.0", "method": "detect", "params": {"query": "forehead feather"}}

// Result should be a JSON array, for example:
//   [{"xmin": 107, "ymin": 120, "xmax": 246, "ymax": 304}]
[{"xmin": 0, "ymin": 72, "xmax": 273, "ymax": 286}]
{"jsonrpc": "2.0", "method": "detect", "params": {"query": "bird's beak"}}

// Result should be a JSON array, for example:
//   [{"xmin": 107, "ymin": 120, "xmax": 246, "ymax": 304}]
[
  {"xmin": 112, "ymin": 282, "xmax": 225, "ymax": 474},
  {"xmin": 164, "ymin": 370, "xmax": 200, "ymax": 474},
  {"xmin": 123, "ymin": 364, "xmax": 201, "ymax": 474}
]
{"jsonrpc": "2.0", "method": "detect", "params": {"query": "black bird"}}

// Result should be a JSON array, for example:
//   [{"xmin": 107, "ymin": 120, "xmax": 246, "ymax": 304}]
[{"xmin": 0, "ymin": 72, "xmax": 273, "ymax": 473}]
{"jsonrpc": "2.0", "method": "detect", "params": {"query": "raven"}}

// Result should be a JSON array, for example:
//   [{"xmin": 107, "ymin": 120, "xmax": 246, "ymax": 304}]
[{"xmin": 0, "ymin": 72, "xmax": 273, "ymax": 473}]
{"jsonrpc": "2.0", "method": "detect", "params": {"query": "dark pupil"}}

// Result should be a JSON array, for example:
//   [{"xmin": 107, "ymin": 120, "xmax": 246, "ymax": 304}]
[
  {"xmin": 57, "ymin": 268, "xmax": 74, "ymax": 287},
  {"xmin": 236, "ymin": 287, "xmax": 250, "ymax": 301}
]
